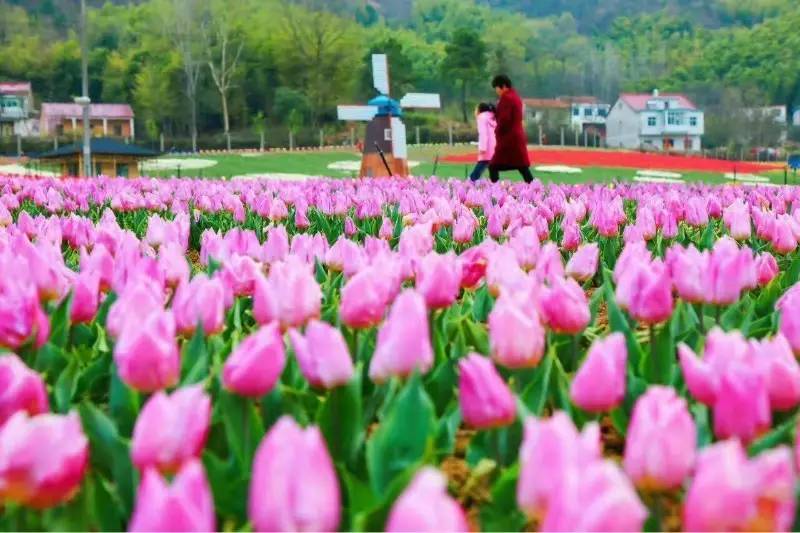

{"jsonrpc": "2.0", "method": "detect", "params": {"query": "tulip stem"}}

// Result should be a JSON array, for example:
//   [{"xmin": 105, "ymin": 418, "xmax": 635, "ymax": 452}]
[
  {"xmin": 696, "ymin": 303, "xmax": 705, "ymax": 334},
  {"xmin": 649, "ymin": 325, "xmax": 656, "ymax": 370},
  {"xmin": 243, "ymin": 401, "xmax": 250, "ymax": 467},
  {"xmin": 715, "ymin": 305, "xmax": 722, "ymax": 326},
  {"xmin": 571, "ymin": 334, "xmax": 579, "ymax": 372}
]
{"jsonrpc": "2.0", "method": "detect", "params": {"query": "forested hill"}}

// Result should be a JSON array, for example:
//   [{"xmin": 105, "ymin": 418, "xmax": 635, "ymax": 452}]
[{"xmin": 2, "ymin": 0, "xmax": 799, "ymax": 149}]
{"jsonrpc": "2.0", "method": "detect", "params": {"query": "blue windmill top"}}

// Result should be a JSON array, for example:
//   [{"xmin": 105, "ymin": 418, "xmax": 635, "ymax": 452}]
[{"xmin": 367, "ymin": 95, "xmax": 403, "ymax": 117}]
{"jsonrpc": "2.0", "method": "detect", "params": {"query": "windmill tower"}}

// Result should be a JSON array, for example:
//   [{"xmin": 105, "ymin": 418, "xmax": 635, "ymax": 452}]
[{"xmin": 338, "ymin": 54, "xmax": 441, "ymax": 178}]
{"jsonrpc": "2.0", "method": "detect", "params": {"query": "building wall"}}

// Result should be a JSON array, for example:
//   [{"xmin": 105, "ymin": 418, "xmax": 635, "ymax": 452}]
[
  {"xmin": 606, "ymin": 100, "xmax": 641, "ymax": 149},
  {"xmin": 60, "ymin": 118, "xmax": 132, "ymax": 138}
]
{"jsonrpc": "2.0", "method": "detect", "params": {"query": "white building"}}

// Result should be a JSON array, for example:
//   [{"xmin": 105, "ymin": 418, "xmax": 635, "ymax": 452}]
[
  {"xmin": 606, "ymin": 90, "xmax": 704, "ymax": 152},
  {"xmin": 567, "ymin": 97, "xmax": 610, "ymax": 133}
]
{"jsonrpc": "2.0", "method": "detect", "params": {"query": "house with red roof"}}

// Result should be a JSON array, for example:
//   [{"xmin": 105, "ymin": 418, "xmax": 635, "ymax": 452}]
[
  {"xmin": 0, "ymin": 81, "xmax": 36, "ymax": 137},
  {"xmin": 40, "ymin": 103, "xmax": 135, "ymax": 139},
  {"xmin": 606, "ymin": 90, "xmax": 704, "ymax": 152}
]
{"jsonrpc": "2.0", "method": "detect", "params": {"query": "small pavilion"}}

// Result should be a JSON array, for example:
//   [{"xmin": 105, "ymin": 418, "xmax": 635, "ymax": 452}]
[{"xmin": 33, "ymin": 137, "xmax": 158, "ymax": 177}]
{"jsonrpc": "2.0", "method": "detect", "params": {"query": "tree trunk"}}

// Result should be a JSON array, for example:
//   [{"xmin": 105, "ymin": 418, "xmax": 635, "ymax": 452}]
[
  {"xmin": 461, "ymin": 79, "xmax": 468, "ymax": 123},
  {"xmin": 220, "ymin": 89, "xmax": 230, "ymax": 135}
]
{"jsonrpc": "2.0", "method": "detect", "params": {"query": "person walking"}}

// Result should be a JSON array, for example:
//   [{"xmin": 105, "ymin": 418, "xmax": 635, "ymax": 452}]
[
  {"xmin": 488, "ymin": 75, "xmax": 534, "ymax": 183},
  {"xmin": 469, "ymin": 102, "xmax": 496, "ymax": 182}
]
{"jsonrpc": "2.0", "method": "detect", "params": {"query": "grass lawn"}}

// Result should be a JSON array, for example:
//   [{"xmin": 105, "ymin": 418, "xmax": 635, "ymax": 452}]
[{"xmin": 21, "ymin": 144, "xmax": 795, "ymax": 185}]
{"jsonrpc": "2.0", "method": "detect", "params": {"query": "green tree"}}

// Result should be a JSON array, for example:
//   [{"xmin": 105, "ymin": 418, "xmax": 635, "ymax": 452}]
[{"xmin": 441, "ymin": 28, "xmax": 488, "ymax": 123}]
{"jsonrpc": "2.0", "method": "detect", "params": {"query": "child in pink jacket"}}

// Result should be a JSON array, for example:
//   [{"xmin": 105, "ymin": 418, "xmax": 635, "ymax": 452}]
[{"xmin": 470, "ymin": 102, "xmax": 497, "ymax": 182}]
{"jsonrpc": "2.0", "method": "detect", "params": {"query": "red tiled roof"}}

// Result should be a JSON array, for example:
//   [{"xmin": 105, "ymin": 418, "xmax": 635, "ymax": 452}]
[
  {"xmin": 522, "ymin": 98, "xmax": 570, "ymax": 109},
  {"xmin": 0, "ymin": 82, "xmax": 32, "ymax": 94},
  {"xmin": 619, "ymin": 93, "xmax": 697, "ymax": 111}
]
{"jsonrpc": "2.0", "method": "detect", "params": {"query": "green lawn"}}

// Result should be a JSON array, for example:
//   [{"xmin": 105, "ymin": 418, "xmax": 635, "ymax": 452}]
[{"xmin": 23, "ymin": 144, "xmax": 794, "ymax": 185}]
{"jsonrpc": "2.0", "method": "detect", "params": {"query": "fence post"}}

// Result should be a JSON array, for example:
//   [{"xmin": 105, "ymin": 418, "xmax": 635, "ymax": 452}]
[
  {"xmin": 289, "ymin": 131, "xmax": 294, "ymax": 151},
  {"xmin": 448, "ymin": 123, "xmax": 453, "ymax": 146},
  {"xmin": 159, "ymin": 132, "xmax": 165, "ymax": 152},
  {"xmin": 260, "ymin": 131, "xmax": 265, "ymax": 151},
  {"xmin": 583, "ymin": 130, "xmax": 588, "ymax": 147},
  {"xmin": 538, "ymin": 124, "xmax": 543, "ymax": 145},
  {"xmin": 226, "ymin": 132, "xmax": 231, "ymax": 151},
  {"xmin": 560, "ymin": 127, "xmax": 565, "ymax": 146},
  {"xmin": 16, "ymin": 135, "xmax": 22, "ymax": 157},
  {"xmin": 54, "ymin": 137, "xmax": 58, "ymax": 150},
  {"xmin": 319, "ymin": 129, "xmax": 324, "ymax": 148},
  {"xmin": 574, "ymin": 129, "xmax": 579, "ymax": 146},
  {"xmin": 350, "ymin": 127, "xmax": 355, "ymax": 147},
  {"xmin": 416, "ymin": 126, "xmax": 420, "ymax": 146}
]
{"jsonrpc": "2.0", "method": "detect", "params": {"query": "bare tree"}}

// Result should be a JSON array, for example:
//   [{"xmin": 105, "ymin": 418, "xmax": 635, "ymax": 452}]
[
  {"xmin": 202, "ymin": 0, "xmax": 244, "ymax": 148},
  {"xmin": 162, "ymin": 0, "xmax": 203, "ymax": 152}
]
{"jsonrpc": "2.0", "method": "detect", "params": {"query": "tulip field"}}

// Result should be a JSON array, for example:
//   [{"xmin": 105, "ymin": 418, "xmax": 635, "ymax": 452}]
[{"xmin": 4, "ymin": 174, "xmax": 800, "ymax": 531}]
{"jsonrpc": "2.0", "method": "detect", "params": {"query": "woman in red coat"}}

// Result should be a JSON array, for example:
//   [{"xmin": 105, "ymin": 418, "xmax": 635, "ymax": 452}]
[{"xmin": 488, "ymin": 75, "xmax": 534, "ymax": 184}]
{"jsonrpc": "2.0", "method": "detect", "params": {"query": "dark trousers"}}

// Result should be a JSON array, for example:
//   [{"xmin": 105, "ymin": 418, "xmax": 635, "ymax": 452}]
[
  {"xmin": 469, "ymin": 160, "xmax": 490, "ymax": 181},
  {"xmin": 489, "ymin": 164, "xmax": 534, "ymax": 184}
]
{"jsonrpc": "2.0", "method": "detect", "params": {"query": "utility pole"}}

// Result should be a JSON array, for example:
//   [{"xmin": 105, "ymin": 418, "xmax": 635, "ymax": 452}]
[{"xmin": 78, "ymin": 0, "xmax": 91, "ymax": 177}]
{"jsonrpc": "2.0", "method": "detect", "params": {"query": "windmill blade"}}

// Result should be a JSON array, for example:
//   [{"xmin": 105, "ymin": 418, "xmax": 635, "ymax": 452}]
[
  {"xmin": 372, "ymin": 54, "xmax": 390, "ymax": 95},
  {"xmin": 391, "ymin": 117, "xmax": 407, "ymax": 159},
  {"xmin": 400, "ymin": 93, "xmax": 441, "ymax": 109},
  {"xmin": 337, "ymin": 105, "xmax": 378, "ymax": 122}
]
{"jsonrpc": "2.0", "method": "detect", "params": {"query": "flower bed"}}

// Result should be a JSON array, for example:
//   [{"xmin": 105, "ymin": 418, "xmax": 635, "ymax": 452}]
[{"xmin": 0, "ymin": 175, "xmax": 799, "ymax": 531}]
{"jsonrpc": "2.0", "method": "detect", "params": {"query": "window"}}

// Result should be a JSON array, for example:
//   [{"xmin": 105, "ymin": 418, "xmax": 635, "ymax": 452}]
[
  {"xmin": 647, "ymin": 116, "xmax": 657, "ymax": 127},
  {"xmin": 584, "ymin": 108, "xmax": 593, "ymax": 117},
  {"xmin": 117, "ymin": 163, "xmax": 129, "ymax": 178},
  {"xmin": 667, "ymin": 112, "xmax": 682, "ymax": 125},
  {"xmin": 598, "ymin": 108, "xmax": 608, "ymax": 117},
  {"xmin": 689, "ymin": 116, "xmax": 698, "ymax": 127},
  {"xmin": 113, "ymin": 123, "xmax": 123, "ymax": 136},
  {"xmin": 572, "ymin": 107, "xmax": 579, "ymax": 116}
]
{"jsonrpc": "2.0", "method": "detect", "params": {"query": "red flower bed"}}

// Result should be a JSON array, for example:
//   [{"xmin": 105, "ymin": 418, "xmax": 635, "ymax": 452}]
[{"xmin": 443, "ymin": 148, "xmax": 783, "ymax": 174}]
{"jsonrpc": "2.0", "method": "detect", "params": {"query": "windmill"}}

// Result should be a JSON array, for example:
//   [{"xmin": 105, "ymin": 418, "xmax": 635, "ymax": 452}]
[{"xmin": 338, "ymin": 54, "xmax": 441, "ymax": 178}]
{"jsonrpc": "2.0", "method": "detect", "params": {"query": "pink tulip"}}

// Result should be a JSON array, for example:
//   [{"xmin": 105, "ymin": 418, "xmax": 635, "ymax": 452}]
[
  {"xmin": 248, "ymin": 416, "xmax": 340, "ymax": 532},
  {"xmin": 340, "ymin": 268, "xmax": 389, "ymax": 329},
  {"xmin": 723, "ymin": 200, "xmax": 752, "ymax": 240},
  {"xmin": 570, "ymin": 333, "xmax": 627, "ymax": 412},
  {"xmin": 219, "ymin": 254, "xmax": 261, "ymax": 297},
  {"xmin": 665, "ymin": 244, "xmax": 707, "ymax": 303},
  {"xmin": 369, "ymin": 290, "xmax": 433, "ymax": 382},
  {"xmin": 385, "ymin": 468, "xmax": 469, "ymax": 532},
  {"xmin": 0, "ymin": 411, "xmax": 88, "ymax": 508},
  {"xmin": 538, "ymin": 276, "xmax": 590, "ymax": 334},
  {"xmin": 542, "ymin": 459, "xmax": 647, "ymax": 532},
  {"xmin": 533, "ymin": 242, "xmax": 565, "ymax": 284},
  {"xmin": 69, "ymin": 271, "xmax": 101, "ymax": 324},
  {"xmin": 771, "ymin": 214, "xmax": 798, "ymax": 254},
  {"xmin": 560, "ymin": 218, "xmax": 581, "ymax": 251},
  {"xmin": 705, "ymin": 237, "xmax": 756, "ymax": 306},
  {"xmin": 415, "ymin": 252, "xmax": 462, "ymax": 309},
  {"xmin": 458, "ymin": 353, "xmax": 516, "ymax": 429},
  {"xmin": 751, "ymin": 334, "xmax": 800, "ymax": 411},
  {"xmin": 106, "ymin": 278, "xmax": 164, "ymax": 339},
  {"xmin": 129, "ymin": 459, "xmax": 216, "ymax": 532},
  {"xmin": 268, "ymin": 256, "xmax": 322, "ymax": 330},
  {"xmin": 114, "ymin": 310, "xmax": 180, "ymax": 393},
  {"xmin": 713, "ymin": 361, "xmax": 770, "ymax": 443},
  {"xmin": 379, "ymin": 217, "xmax": 394, "ymax": 240},
  {"xmin": 263, "ymin": 225, "xmax": 289, "ymax": 264},
  {"xmin": 131, "ymin": 385, "xmax": 211, "ymax": 473},
  {"xmin": 289, "ymin": 320, "xmax": 354, "ymax": 389},
  {"xmin": 778, "ymin": 290, "xmax": 800, "ymax": 354},
  {"xmin": 0, "ymin": 280, "xmax": 49, "ymax": 350},
  {"xmin": 252, "ymin": 272, "xmax": 277, "ymax": 326},
  {"xmin": 453, "ymin": 216, "xmax": 475, "ymax": 244},
  {"xmin": 80, "ymin": 243, "xmax": 114, "ymax": 291},
  {"xmin": 756, "ymin": 252, "xmax": 779, "ymax": 286},
  {"xmin": 398, "ymin": 222, "xmax": 434, "ymax": 259},
  {"xmin": 683, "ymin": 440, "xmax": 757, "ymax": 531},
  {"xmin": 615, "ymin": 257, "xmax": 673, "ymax": 324},
  {"xmin": 459, "ymin": 244, "xmax": 488, "ymax": 289},
  {"xmin": 223, "ymin": 322, "xmax": 286, "ymax": 397},
  {"xmin": 158, "ymin": 243, "xmax": 190, "ymax": 288},
  {"xmin": 508, "ymin": 226, "xmax": 540, "ymax": 270},
  {"xmin": 677, "ymin": 327, "xmax": 749, "ymax": 406},
  {"xmin": 489, "ymin": 293, "xmax": 545, "ymax": 369},
  {"xmin": 517, "ymin": 413, "xmax": 601, "ymax": 519},
  {"xmin": 565, "ymin": 243, "xmax": 598, "ymax": 282},
  {"xmin": 0, "ymin": 354, "xmax": 49, "ymax": 426},
  {"xmin": 172, "ymin": 274, "xmax": 226, "ymax": 337},
  {"xmin": 623, "ymin": 386, "xmax": 696, "ymax": 490},
  {"xmin": 748, "ymin": 446, "xmax": 796, "ymax": 531},
  {"xmin": 486, "ymin": 247, "xmax": 528, "ymax": 296}
]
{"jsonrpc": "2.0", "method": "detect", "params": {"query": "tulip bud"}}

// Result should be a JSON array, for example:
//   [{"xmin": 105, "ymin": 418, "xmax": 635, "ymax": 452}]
[
  {"xmin": 0, "ymin": 354, "xmax": 49, "ymax": 426},
  {"xmin": 268, "ymin": 256, "xmax": 322, "ymax": 330},
  {"xmin": 508, "ymin": 226, "xmax": 540, "ymax": 270},
  {"xmin": 538, "ymin": 276, "xmax": 590, "ymax": 334},
  {"xmin": 750, "ymin": 334, "xmax": 800, "ymax": 411},
  {"xmin": 129, "ymin": 459, "xmax": 216, "ymax": 532},
  {"xmin": 248, "ymin": 416, "xmax": 340, "ymax": 532},
  {"xmin": 623, "ymin": 386, "xmax": 696, "ymax": 490},
  {"xmin": 379, "ymin": 216, "xmax": 394, "ymax": 240},
  {"xmin": 131, "ymin": 385, "xmax": 211, "ymax": 473},
  {"xmin": 415, "ymin": 252, "xmax": 462, "ymax": 310},
  {"xmin": 705, "ymin": 237, "xmax": 756, "ymax": 306},
  {"xmin": 615, "ymin": 257, "xmax": 673, "ymax": 324},
  {"xmin": 459, "ymin": 244, "xmax": 488, "ymax": 289},
  {"xmin": 748, "ymin": 446, "xmax": 796, "ymax": 531},
  {"xmin": 489, "ymin": 293, "xmax": 545, "ymax": 369},
  {"xmin": 340, "ymin": 268, "xmax": 389, "ymax": 329},
  {"xmin": 565, "ymin": 243, "xmax": 598, "ymax": 282},
  {"xmin": 70, "ymin": 271, "xmax": 101, "ymax": 324},
  {"xmin": 114, "ymin": 310, "xmax": 180, "ymax": 393},
  {"xmin": 385, "ymin": 468, "xmax": 469, "ymax": 532},
  {"xmin": 779, "ymin": 290, "xmax": 800, "ymax": 355},
  {"xmin": 289, "ymin": 320, "xmax": 354, "ymax": 389},
  {"xmin": 0, "ymin": 280, "xmax": 49, "ymax": 350},
  {"xmin": 570, "ymin": 333, "xmax": 627, "ymax": 412},
  {"xmin": 172, "ymin": 274, "xmax": 226, "ymax": 337},
  {"xmin": 458, "ymin": 353, "xmax": 516, "ymax": 429},
  {"xmin": 223, "ymin": 322, "xmax": 286, "ymax": 397},
  {"xmin": 517, "ymin": 413, "xmax": 601, "ymax": 519},
  {"xmin": 158, "ymin": 242, "xmax": 190, "ymax": 289},
  {"xmin": 369, "ymin": 290, "xmax": 433, "ymax": 382},
  {"xmin": 665, "ymin": 244, "xmax": 707, "ymax": 303},
  {"xmin": 755, "ymin": 252, "xmax": 779, "ymax": 286},
  {"xmin": 219, "ymin": 254, "xmax": 261, "ymax": 297},
  {"xmin": 0, "ymin": 411, "xmax": 88, "ymax": 508}
]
